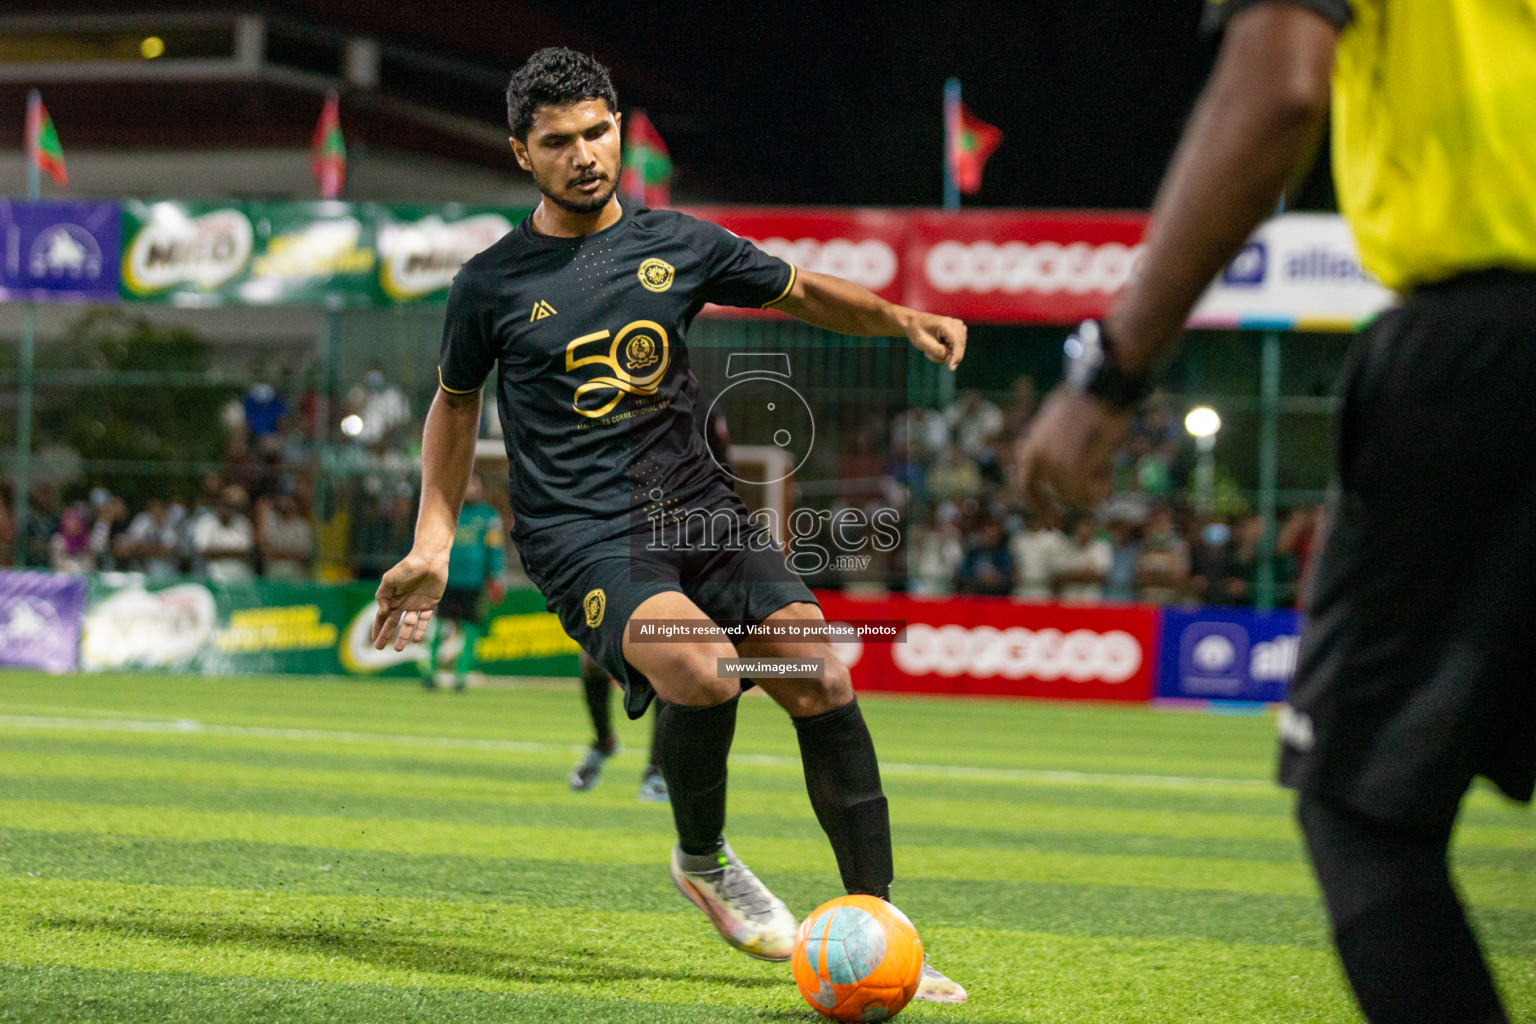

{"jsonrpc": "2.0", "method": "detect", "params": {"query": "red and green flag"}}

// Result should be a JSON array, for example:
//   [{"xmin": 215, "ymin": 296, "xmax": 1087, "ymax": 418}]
[
  {"xmin": 620, "ymin": 109, "xmax": 672, "ymax": 208},
  {"xmin": 944, "ymin": 83, "xmax": 1003, "ymax": 197},
  {"xmin": 312, "ymin": 91, "xmax": 346, "ymax": 200},
  {"xmin": 26, "ymin": 90, "xmax": 67, "ymax": 189}
]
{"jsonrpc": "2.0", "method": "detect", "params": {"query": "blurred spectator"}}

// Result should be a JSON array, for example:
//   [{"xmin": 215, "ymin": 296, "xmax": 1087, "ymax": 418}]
[
  {"xmin": 927, "ymin": 446, "xmax": 982, "ymax": 505},
  {"xmin": 1010, "ymin": 505, "xmax": 1067, "ymax": 602},
  {"xmin": 1137, "ymin": 504, "xmax": 1190, "ymax": 604},
  {"xmin": 1279, "ymin": 504, "xmax": 1326, "ymax": 609},
  {"xmin": 193, "ymin": 485, "xmax": 255, "ymax": 584},
  {"xmin": 88, "ymin": 492, "xmax": 129, "ymax": 572},
  {"xmin": 120, "ymin": 498, "xmax": 182, "ymax": 579},
  {"xmin": 1000, "ymin": 376, "xmax": 1038, "ymax": 438},
  {"xmin": 1103, "ymin": 519, "xmax": 1143, "ymax": 602},
  {"xmin": 909, "ymin": 508, "xmax": 964, "ymax": 597},
  {"xmin": 26, "ymin": 485, "xmax": 60, "ymax": 567},
  {"xmin": 242, "ymin": 381, "xmax": 288, "ymax": 440},
  {"xmin": 1054, "ymin": 517, "xmax": 1113, "ymax": 603},
  {"xmin": 1190, "ymin": 519, "xmax": 1239, "ymax": 606},
  {"xmin": 944, "ymin": 390, "xmax": 1003, "ymax": 457},
  {"xmin": 50, "ymin": 507, "xmax": 93, "ymax": 573},
  {"xmin": 348, "ymin": 368, "xmax": 411, "ymax": 448},
  {"xmin": 259, "ymin": 493, "xmax": 314, "ymax": 581},
  {"xmin": 890, "ymin": 406, "xmax": 949, "ymax": 465},
  {"xmin": 954, "ymin": 518, "xmax": 1014, "ymax": 596}
]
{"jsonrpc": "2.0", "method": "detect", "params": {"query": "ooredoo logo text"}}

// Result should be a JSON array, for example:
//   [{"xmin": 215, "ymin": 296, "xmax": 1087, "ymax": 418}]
[
  {"xmin": 893, "ymin": 623, "xmax": 1142, "ymax": 683},
  {"xmin": 923, "ymin": 240, "xmax": 1144, "ymax": 296}
]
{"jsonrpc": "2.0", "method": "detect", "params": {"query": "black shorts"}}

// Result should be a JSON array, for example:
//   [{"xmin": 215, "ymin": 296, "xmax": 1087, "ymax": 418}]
[
  {"xmin": 1280, "ymin": 270, "xmax": 1536, "ymax": 828},
  {"xmin": 437, "ymin": 585, "xmax": 484, "ymax": 623},
  {"xmin": 523, "ymin": 499, "xmax": 817, "ymax": 719}
]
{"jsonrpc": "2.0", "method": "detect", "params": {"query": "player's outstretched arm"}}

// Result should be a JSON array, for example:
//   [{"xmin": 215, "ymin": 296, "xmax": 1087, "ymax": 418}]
[
  {"xmin": 1018, "ymin": 2, "xmax": 1338, "ymax": 509},
  {"xmin": 371, "ymin": 386, "xmax": 482, "ymax": 651},
  {"xmin": 774, "ymin": 268, "xmax": 966, "ymax": 370}
]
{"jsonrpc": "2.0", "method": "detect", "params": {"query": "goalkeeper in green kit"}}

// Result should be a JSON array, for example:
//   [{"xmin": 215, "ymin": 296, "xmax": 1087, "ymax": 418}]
[{"xmin": 423, "ymin": 473, "xmax": 505, "ymax": 690}]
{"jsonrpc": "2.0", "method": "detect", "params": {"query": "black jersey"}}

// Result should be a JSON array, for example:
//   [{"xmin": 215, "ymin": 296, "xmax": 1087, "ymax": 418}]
[{"xmin": 438, "ymin": 203, "xmax": 794, "ymax": 565}]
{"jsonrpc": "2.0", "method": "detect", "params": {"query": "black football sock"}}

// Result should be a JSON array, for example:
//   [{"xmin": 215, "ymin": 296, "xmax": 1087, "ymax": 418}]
[
  {"xmin": 655, "ymin": 694, "xmax": 739, "ymax": 857},
  {"xmin": 580, "ymin": 658, "xmax": 616, "ymax": 751},
  {"xmin": 793, "ymin": 698, "xmax": 893, "ymax": 900},
  {"xmin": 1299, "ymin": 793, "xmax": 1508, "ymax": 1024}
]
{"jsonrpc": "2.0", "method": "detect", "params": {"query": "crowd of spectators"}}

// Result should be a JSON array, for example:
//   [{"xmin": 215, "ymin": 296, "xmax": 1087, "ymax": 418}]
[
  {"xmin": 883, "ymin": 382, "xmax": 1323, "ymax": 608},
  {"xmin": 2, "ymin": 366, "xmax": 1322, "ymax": 608}
]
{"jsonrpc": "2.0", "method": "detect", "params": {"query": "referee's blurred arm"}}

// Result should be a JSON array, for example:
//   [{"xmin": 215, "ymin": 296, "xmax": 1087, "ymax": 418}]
[{"xmin": 1019, "ymin": 2, "xmax": 1339, "ymax": 508}]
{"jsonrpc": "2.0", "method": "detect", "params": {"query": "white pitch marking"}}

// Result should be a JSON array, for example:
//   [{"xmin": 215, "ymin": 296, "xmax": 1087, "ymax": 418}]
[{"xmin": 0, "ymin": 714, "xmax": 1275, "ymax": 792}]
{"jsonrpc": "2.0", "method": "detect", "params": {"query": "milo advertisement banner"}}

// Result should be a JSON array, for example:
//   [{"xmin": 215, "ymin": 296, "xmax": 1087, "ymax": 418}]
[
  {"xmin": 118, "ymin": 200, "xmax": 526, "ymax": 307},
  {"xmin": 79, "ymin": 576, "xmax": 578, "ymax": 678},
  {"xmin": 375, "ymin": 205, "xmax": 520, "ymax": 302}
]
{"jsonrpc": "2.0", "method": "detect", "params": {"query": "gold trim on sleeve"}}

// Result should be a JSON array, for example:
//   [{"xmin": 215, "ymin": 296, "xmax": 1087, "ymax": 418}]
[
  {"xmin": 437, "ymin": 365, "xmax": 486, "ymax": 395},
  {"xmin": 761, "ymin": 263, "xmax": 797, "ymax": 308}
]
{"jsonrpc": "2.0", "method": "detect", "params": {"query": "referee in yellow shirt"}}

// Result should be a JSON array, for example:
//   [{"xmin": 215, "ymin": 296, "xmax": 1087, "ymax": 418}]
[{"xmin": 1019, "ymin": 2, "xmax": 1534, "ymax": 1022}]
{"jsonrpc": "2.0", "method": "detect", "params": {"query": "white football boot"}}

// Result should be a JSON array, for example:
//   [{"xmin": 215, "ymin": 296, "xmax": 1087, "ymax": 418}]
[
  {"xmin": 670, "ymin": 839, "xmax": 798, "ymax": 961},
  {"xmin": 914, "ymin": 956, "xmax": 969, "ymax": 1003}
]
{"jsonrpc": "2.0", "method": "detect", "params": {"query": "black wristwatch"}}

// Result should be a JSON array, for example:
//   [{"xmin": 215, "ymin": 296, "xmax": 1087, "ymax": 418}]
[{"xmin": 1062, "ymin": 319, "xmax": 1153, "ymax": 410}]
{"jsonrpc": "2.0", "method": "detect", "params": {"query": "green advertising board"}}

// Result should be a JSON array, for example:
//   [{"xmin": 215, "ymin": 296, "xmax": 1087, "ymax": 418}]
[
  {"xmin": 80, "ymin": 576, "xmax": 579, "ymax": 679},
  {"xmin": 119, "ymin": 201, "xmax": 530, "ymax": 307}
]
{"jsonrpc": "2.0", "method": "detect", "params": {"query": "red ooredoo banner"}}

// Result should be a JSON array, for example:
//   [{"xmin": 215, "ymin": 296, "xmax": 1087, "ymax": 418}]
[
  {"xmin": 680, "ymin": 207, "xmax": 1150, "ymax": 325},
  {"xmin": 814, "ymin": 591, "xmax": 1160, "ymax": 702}
]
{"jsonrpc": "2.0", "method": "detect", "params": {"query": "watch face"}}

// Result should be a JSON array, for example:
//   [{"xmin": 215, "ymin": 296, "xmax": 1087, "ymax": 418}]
[{"xmin": 708, "ymin": 375, "xmax": 816, "ymax": 485}]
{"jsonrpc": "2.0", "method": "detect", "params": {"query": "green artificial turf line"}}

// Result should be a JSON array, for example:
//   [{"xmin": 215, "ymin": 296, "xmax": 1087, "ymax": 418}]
[{"xmin": 0, "ymin": 671, "xmax": 1530, "ymax": 1024}]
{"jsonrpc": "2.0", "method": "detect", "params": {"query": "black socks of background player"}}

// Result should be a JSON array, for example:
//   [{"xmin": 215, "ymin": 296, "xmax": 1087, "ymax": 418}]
[
  {"xmin": 794, "ymin": 698, "xmax": 893, "ymax": 900},
  {"xmin": 580, "ymin": 658, "xmax": 616, "ymax": 752},
  {"xmin": 1299, "ymin": 794, "xmax": 1509, "ymax": 1024},
  {"xmin": 656, "ymin": 694, "xmax": 739, "ymax": 856}
]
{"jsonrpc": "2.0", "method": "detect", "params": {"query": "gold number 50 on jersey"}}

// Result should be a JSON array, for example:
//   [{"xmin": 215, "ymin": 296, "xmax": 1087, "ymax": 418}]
[{"xmin": 566, "ymin": 320, "xmax": 671, "ymax": 418}]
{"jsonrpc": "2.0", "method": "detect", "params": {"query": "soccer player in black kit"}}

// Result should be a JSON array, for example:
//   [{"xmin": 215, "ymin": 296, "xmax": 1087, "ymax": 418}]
[{"xmin": 372, "ymin": 48, "xmax": 968, "ymax": 1002}]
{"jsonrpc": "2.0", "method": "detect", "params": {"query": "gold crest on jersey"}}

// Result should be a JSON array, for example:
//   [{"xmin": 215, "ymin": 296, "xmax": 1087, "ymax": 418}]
[
  {"xmin": 637, "ymin": 257, "xmax": 675, "ymax": 293},
  {"xmin": 583, "ymin": 588, "xmax": 606, "ymax": 627}
]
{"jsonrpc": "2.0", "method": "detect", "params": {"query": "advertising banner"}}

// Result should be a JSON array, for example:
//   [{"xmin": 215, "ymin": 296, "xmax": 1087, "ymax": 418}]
[
  {"xmin": 75, "ymin": 576, "xmax": 577, "ymax": 679},
  {"xmin": 117, "ymin": 201, "xmax": 530, "ymax": 307},
  {"xmin": 0, "ymin": 569, "xmax": 86, "ymax": 673},
  {"xmin": 686, "ymin": 207, "xmax": 909, "ymax": 312},
  {"xmin": 0, "ymin": 199, "xmax": 121, "ymax": 302},
  {"xmin": 902, "ymin": 210, "xmax": 1149, "ymax": 325},
  {"xmin": 1191, "ymin": 213, "xmax": 1397, "ymax": 331},
  {"xmin": 1155, "ymin": 607, "xmax": 1301, "ymax": 703},
  {"xmin": 815, "ymin": 591, "xmax": 1159, "ymax": 702},
  {"xmin": 375, "ymin": 205, "xmax": 522, "ymax": 303}
]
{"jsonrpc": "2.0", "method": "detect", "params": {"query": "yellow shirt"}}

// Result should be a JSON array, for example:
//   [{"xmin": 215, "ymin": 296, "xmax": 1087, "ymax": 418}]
[{"xmin": 1208, "ymin": 0, "xmax": 1536, "ymax": 291}]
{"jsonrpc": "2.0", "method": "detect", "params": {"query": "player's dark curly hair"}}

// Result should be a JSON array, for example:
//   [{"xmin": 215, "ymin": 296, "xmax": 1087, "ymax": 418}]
[{"xmin": 506, "ymin": 48, "xmax": 618, "ymax": 141}]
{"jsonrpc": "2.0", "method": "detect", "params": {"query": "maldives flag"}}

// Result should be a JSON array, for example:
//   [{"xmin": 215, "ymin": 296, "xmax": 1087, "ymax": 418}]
[
  {"xmin": 946, "ymin": 99, "xmax": 1002, "ymax": 195},
  {"xmin": 312, "ymin": 91, "xmax": 346, "ymax": 200},
  {"xmin": 621, "ymin": 109, "xmax": 672, "ymax": 208},
  {"xmin": 26, "ymin": 90, "xmax": 67, "ymax": 188}
]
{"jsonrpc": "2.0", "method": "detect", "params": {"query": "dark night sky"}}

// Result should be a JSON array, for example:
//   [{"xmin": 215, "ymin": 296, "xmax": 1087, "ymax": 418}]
[{"xmin": 23, "ymin": 1, "xmax": 1338, "ymax": 210}]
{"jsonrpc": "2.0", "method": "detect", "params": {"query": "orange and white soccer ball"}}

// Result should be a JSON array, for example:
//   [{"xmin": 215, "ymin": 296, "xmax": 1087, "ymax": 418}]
[{"xmin": 790, "ymin": 895, "xmax": 924, "ymax": 1022}]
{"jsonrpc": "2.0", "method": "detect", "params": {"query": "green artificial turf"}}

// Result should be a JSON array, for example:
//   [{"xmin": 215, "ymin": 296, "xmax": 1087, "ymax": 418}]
[{"xmin": 0, "ymin": 673, "xmax": 1530, "ymax": 1023}]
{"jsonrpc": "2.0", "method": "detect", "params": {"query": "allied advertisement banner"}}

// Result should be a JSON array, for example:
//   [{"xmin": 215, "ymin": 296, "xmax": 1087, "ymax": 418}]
[
  {"xmin": 0, "ymin": 570, "xmax": 86, "ymax": 674},
  {"xmin": 815, "ymin": 591, "xmax": 1159, "ymax": 702},
  {"xmin": 1155, "ymin": 607, "xmax": 1301, "ymax": 703},
  {"xmin": 1191, "ymin": 214, "xmax": 1397, "ymax": 330},
  {"xmin": 902, "ymin": 210, "xmax": 1149, "ymax": 325},
  {"xmin": 0, "ymin": 199, "xmax": 121, "ymax": 302},
  {"xmin": 686, "ymin": 207, "xmax": 909, "ymax": 310}
]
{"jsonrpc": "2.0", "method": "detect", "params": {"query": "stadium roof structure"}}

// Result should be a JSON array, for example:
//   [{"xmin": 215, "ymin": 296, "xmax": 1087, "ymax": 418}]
[{"xmin": 0, "ymin": 8, "xmax": 710, "ymax": 200}]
